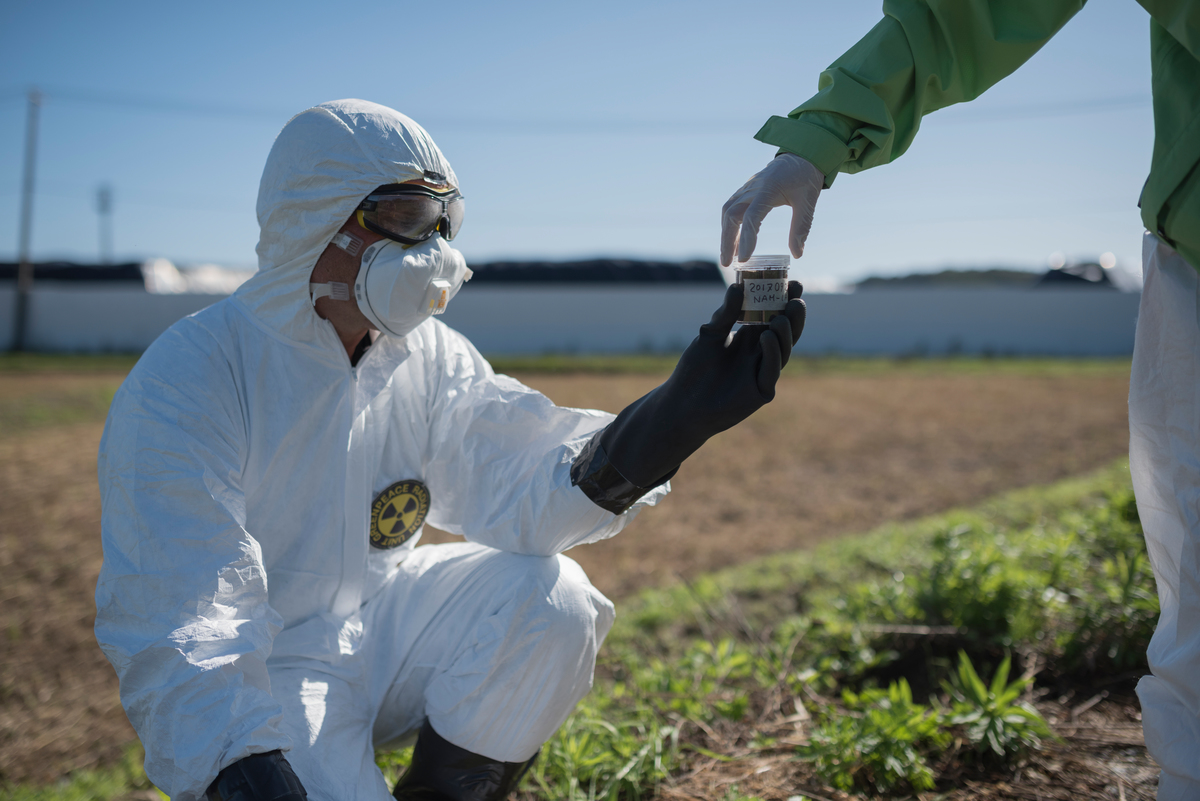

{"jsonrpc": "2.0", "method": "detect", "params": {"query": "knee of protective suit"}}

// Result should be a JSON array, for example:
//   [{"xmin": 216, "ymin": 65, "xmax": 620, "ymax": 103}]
[
  {"xmin": 423, "ymin": 552, "xmax": 614, "ymax": 763},
  {"xmin": 545, "ymin": 553, "xmax": 615, "ymax": 644},
  {"xmin": 489, "ymin": 551, "xmax": 615, "ymax": 665}
]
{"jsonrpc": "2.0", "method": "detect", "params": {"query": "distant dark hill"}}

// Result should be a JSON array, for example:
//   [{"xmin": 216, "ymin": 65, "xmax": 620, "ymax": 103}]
[
  {"xmin": 1034, "ymin": 262, "xmax": 1116, "ymax": 289},
  {"xmin": 855, "ymin": 264, "xmax": 1125, "ymax": 291},
  {"xmin": 0, "ymin": 261, "xmax": 144, "ymax": 283},
  {"xmin": 1, "ymin": 259, "xmax": 726, "ymax": 287},
  {"xmin": 467, "ymin": 259, "xmax": 723, "ymax": 284},
  {"xmin": 855, "ymin": 268, "xmax": 1039, "ymax": 290}
]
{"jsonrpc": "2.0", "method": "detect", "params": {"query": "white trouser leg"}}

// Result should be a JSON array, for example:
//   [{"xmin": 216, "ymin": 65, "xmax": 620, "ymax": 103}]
[
  {"xmin": 267, "ymin": 543, "xmax": 613, "ymax": 801},
  {"xmin": 1130, "ymin": 231, "xmax": 1200, "ymax": 797},
  {"xmin": 366, "ymin": 542, "xmax": 614, "ymax": 763},
  {"xmin": 269, "ymin": 662, "xmax": 389, "ymax": 801}
]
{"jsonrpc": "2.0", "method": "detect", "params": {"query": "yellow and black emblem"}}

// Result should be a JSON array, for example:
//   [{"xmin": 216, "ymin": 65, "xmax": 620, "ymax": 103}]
[{"xmin": 370, "ymin": 479, "xmax": 430, "ymax": 550}]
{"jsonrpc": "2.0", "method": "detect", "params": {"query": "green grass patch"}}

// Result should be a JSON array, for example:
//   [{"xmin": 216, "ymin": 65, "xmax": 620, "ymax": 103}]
[
  {"xmin": 0, "ymin": 353, "xmax": 135, "ymax": 436},
  {"xmin": 781, "ymin": 354, "xmax": 1130, "ymax": 378},
  {"xmin": 0, "ymin": 745, "xmax": 160, "ymax": 801},
  {"xmin": 0, "ymin": 384, "xmax": 123, "ymax": 437},
  {"xmin": 0, "ymin": 354, "xmax": 140, "ymax": 373},
  {"xmin": 491, "ymin": 353, "xmax": 1130, "ymax": 378},
  {"xmin": 488, "ymin": 353, "xmax": 684, "ymax": 375},
  {"xmin": 0, "ymin": 351, "xmax": 1129, "ymax": 379},
  {"xmin": 612, "ymin": 461, "xmax": 1137, "ymax": 648},
  {"xmin": 521, "ymin": 458, "xmax": 1149, "ymax": 798}
]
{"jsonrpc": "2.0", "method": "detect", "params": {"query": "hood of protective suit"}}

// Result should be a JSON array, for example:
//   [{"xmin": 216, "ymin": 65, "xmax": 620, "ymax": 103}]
[{"xmin": 233, "ymin": 99, "xmax": 458, "ymax": 344}]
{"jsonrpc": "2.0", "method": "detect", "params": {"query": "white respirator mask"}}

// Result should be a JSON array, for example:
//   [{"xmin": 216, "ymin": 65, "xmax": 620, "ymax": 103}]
[{"xmin": 311, "ymin": 233, "xmax": 473, "ymax": 339}]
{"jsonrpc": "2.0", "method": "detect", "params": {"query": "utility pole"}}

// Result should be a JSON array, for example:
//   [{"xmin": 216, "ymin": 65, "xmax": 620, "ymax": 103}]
[
  {"xmin": 97, "ymin": 183, "xmax": 113, "ymax": 264},
  {"xmin": 12, "ymin": 88, "xmax": 42, "ymax": 352}
]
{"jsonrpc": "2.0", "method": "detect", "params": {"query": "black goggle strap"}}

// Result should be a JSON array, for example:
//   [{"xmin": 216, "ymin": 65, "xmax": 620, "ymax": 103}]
[{"xmin": 358, "ymin": 189, "xmax": 462, "ymax": 214}]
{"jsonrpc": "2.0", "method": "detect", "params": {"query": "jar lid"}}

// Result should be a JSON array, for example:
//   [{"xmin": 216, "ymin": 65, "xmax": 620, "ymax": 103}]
[{"xmin": 733, "ymin": 254, "xmax": 790, "ymax": 270}]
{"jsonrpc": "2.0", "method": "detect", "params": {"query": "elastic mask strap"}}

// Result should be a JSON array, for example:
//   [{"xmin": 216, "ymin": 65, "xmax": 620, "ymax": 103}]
[
  {"xmin": 332, "ymin": 231, "xmax": 363, "ymax": 256},
  {"xmin": 310, "ymin": 282, "xmax": 350, "ymax": 307}
]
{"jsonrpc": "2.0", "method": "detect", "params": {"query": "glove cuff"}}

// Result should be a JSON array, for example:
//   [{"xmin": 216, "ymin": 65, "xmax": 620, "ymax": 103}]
[{"xmin": 571, "ymin": 429, "xmax": 675, "ymax": 515}]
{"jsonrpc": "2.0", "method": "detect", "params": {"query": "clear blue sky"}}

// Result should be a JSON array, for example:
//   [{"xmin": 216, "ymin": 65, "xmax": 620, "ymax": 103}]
[{"xmin": 0, "ymin": 0, "xmax": 1154, "ymax": 286}]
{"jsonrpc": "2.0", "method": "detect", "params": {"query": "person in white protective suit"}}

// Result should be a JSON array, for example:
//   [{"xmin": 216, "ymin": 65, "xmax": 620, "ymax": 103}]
[{"xmin": 94, "ymin": 99, "xmax": 807, "ymax": 801}]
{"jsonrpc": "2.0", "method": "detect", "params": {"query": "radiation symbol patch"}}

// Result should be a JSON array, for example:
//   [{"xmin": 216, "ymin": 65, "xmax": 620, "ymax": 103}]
[{"xmin": 370, "ymin": 479, "xmax": 430, "ymax": 550}]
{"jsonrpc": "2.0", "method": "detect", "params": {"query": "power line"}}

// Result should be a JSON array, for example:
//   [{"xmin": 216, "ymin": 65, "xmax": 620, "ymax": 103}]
[
  {"xmin": 0, "ymin": 85, "xmax": 1155, "ymax": 132},
  {"xmin": 938, "ymin": 93, "xmax": 1151, "ymax": 124},
  {"xmin": 0, "ymin": 84, "xmax": 289, "ymax": 120},
  {"xmin": 0, "ymin": 188, "xmax": 252, "ymax": 215}
]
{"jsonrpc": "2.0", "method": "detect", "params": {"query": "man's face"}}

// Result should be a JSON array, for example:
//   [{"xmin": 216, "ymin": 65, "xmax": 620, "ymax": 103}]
[{"xmin": 309, "ymin": 178, "xmax": 459, "ymax": 338}]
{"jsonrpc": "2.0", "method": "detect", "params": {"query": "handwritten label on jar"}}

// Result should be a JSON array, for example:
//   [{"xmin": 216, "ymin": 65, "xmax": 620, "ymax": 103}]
[{"xmin": 742, "ymin": 278, "xmax": 788, "ymax": 311}]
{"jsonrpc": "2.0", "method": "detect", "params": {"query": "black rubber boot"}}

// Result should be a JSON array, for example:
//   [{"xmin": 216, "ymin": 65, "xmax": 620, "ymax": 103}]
[
  {"xmin": 206, "ymin": 751, "xmax": 308, "ymax": 801},
  {"xmin": 391, "ymin": 720, "xmax": 538, "ymax": 801}
]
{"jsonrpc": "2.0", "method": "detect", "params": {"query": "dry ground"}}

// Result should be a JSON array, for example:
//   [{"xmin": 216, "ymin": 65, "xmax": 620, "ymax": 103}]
[
  {"xmin": 0, "ymin": 364, "xmax": 1133, "ymax": 788},
  {"xmin": 430, "ymin": 369, "xmax": 1133, "ymax": 599}
]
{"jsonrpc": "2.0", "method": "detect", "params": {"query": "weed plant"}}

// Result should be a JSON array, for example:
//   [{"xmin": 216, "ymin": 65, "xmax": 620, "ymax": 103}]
[
  {"xmin": 942, "ymin": 652, "xmax": 1051, "ymax": 761},
  {"xmin": 799, "ymin": 678, "xmax": 948, "ymax": 792}
]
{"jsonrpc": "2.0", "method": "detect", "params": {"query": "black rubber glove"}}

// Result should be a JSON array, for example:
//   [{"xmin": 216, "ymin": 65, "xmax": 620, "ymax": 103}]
[
  {"xmin": 206, "ymin": 751, "xmax": 308, "ymax": 801},
  {"xmin": 572, "ymin": 281, "xmax": 805, "ymax": 513}
]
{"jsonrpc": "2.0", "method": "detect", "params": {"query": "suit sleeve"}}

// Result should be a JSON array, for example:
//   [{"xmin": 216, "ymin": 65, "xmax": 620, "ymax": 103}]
[
  {"xmin": 419, "ymin": 323, "xmax": 668, "ymax": 556},
  {"xmin": 94, "ymin": 325, "xmax": 288, "ymax": 801},
  {"xmin": 756, "ymin": 0, "xmax": 1086, "ymax": 186}
]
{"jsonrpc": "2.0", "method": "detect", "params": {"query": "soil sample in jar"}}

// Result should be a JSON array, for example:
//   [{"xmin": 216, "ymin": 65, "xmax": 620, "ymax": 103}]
[{"xmin": 735, "ymin": 255, "xmax": 790, "ymax": 324}]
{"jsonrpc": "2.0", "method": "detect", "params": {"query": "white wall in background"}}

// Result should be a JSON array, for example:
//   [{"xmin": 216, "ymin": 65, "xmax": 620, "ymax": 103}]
[
  {"xmin": 0, "ymin": 284, "xmax": 1140, "ymax": 356},
  {"xmin": 792, "ymin": 289, "xmax": 1140, "ymax": 356},
  {"xmin": 0, "ymin": 285, "xmax": 221, "ymax": 352},
  {"xmin": 442, "ymin": 286, "xmax": 727, "ymax": 355},
  {"xmin": 440, "ymin": 286, "xmax": 1141, "ymax": 357}
]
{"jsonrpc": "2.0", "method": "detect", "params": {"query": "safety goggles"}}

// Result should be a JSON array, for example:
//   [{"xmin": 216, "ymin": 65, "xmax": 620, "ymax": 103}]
[{"xmin": 356, "ymin": 184, "xmax": 465, "ymax": 245}]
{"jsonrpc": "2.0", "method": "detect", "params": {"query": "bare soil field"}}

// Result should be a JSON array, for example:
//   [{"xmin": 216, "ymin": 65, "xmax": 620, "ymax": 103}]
[
  {"xmin": 435, "ymin": 368, "xmax": 1133, "ymax": 599},
  {"xmin": 0, "ymin": 363, "xmax": 1132, "ymax": 786}
]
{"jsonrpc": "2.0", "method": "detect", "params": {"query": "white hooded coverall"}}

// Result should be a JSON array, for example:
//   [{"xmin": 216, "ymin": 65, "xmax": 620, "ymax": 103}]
[{"xmin": 94, "ymin": 99, "xmax": 668, "ymax": 801}]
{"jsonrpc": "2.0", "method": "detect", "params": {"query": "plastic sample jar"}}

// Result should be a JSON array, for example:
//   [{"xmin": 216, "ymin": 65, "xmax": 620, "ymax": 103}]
[{"xmin": 735, "ymin": 255, "xmax": 790, "ymax": 324}]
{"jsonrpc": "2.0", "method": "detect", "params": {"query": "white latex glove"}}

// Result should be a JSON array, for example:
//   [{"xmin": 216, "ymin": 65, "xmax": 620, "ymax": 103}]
[{"xmin": 720, "ymin": 153, "xmax": 824, "ymax": 267}]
